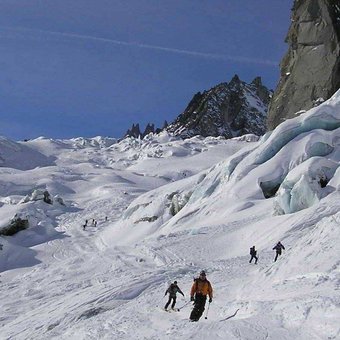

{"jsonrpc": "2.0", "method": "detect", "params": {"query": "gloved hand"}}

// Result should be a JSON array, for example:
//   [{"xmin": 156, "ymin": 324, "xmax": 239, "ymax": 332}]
[
  {"xmin": 190, "ymin": 296, "xmax": 195, "ymax": 301},
  {"xmin": 209, "ymin": 298, "xmax": 212, "ymax": 303}
]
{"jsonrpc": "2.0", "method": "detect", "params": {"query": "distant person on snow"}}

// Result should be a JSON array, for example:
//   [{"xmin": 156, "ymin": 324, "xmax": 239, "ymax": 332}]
[
  {"xmin": 189, "ymin": 271, "xmax": 213, "ymax": 321},
  {"xmin": 273, "ymin": 241, "xmax": 285, "ymax": 262},
  {"xmin": 249, "ymin": 246, "xmax": 258, "ymax": 264},
  {"xmin": 83, "ymin": 220, "xmax": 88, "ymax": 230},
  {"xmin": 164, "ymin": 281, "xmax": 184, "ymax": 311},
  {"xmin": 164, "ymin": 281, "xmax": 184, "ymax": 310}
]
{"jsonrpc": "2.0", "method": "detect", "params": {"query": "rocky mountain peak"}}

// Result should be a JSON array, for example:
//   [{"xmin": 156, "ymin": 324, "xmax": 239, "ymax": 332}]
[
  {"xmin": 124, "ymin": 121, "xmax": 168, "ymax": 139},
  {"xmin": 124, "ymin": 123, "xmax": 141, "ymax": 138},
  {"xmin": 251, "ymin": 76, "xmax": 262, "ymax": 88},
  {"xmin": 230, "ymin": 74, "xmax": 241, "ymax": 84},
  {"xmin": 165, "ymin": 75, "xmax": 272, "ymax": 139}
]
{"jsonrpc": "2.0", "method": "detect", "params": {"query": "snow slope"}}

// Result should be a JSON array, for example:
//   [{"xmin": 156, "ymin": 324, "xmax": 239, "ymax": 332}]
[{"xmin": 0, "ymin": 92, "xmax": 339, "ymax": 339}]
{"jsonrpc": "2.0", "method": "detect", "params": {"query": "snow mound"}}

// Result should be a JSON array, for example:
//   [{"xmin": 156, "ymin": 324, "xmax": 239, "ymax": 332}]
[{"xmin": 0, "ymin": 136, "xmax": 55, "ymax": 170}]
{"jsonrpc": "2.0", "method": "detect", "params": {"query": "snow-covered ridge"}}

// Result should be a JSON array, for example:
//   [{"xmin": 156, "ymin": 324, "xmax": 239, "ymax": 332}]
[{"xmin": 114, "ymin": 90, "xmax": 339, "ymax": 243}]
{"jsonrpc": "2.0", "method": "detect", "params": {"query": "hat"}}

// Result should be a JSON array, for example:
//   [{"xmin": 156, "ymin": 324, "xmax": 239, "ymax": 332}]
[
  {"xmin": 174, "ymin": 281, "xmax": 177, "ymax": 284},
  {"xmin": 200, "ymin": 270, "xmax": 206, "ymax": 276}
]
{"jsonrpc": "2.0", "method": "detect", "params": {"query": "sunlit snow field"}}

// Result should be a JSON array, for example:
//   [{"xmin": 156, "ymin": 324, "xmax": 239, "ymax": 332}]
[{"xmin": 1, "ymin": 92, "xmax": 340, "ymax": 339}]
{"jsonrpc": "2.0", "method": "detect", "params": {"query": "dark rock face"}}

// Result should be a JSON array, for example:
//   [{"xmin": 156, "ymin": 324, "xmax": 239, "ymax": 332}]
[
  {"xmin": 0, "ymin": 217, "xmax": 29, "ymax": 236},
  {"xmin": 43, "ymin": 190, "xmax": 52, "ymax": 204},
  {"xmin": 267, "ymin": 0, "xmax": 340, "ymax": 130},
  {"xmin": 165, "ymin": 75, "xmax": 272, "ymax": 139},
  {"xmin": 124, "ymin": 121, "xmax": 168, "ymax": 139},
  {"xmin": 125, "ymin": 123, "xmax": 142, "ymax": 138}
]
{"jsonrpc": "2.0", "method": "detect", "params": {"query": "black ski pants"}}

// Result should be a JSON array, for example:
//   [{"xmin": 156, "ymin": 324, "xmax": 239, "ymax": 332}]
[
  {"xmin": 190, "ymin": 294, "xmax": 207, "ymax": 321},
  {"xmin": 165, "ymin": 295, "xmax": 177, "ymax": 309},
  {"xmin": 249, "ymin": 254, "xmax": 258, "ymax": 264},
  {"xmin": 274, "ymin": 250, "xmax": 281, "ymax": 262}
]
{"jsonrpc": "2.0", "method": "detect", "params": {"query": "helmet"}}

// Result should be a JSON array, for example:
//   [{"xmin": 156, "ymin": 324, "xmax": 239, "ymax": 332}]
[
  {"xmin": 200, "ymin": 270, "xmax": 206, "ymax": 276},
  {"xmin": 174, "ymin": 281, "xmax": 177, "ymax": 284}
]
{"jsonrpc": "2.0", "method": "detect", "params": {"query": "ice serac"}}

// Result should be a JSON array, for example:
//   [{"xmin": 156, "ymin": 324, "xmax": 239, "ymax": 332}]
[
  {"xmin": 190, "ymin": 90, "xmax": 340, "ymax": 214},
  {"xmin": 267, "ymin": 0, "xmax": 340, "ymax": 130},
  {"xmin": 274, "ymin": 157, "xmax": 339, "ymax": 214},
  {"xmin": 165, "ymin": 75, "xmax": 272, "ymax": 139}
]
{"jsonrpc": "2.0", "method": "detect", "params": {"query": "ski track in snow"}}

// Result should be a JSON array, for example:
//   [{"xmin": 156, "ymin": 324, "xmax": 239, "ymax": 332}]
[{"xmin": 0, "ymin": 128, "xmax": 339, "ymax": 339}]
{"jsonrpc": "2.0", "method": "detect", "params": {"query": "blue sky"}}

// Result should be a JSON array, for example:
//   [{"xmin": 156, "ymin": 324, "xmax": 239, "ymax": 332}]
[{"xmin": 0, "ymin": 0, "xmax": 292, "ymax": 140}]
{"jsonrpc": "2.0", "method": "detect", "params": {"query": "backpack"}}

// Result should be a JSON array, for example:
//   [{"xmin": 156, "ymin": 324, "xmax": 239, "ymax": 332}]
[{"xmin": 168, "ymin": 284, "xmax": 177, "ymax": 295}]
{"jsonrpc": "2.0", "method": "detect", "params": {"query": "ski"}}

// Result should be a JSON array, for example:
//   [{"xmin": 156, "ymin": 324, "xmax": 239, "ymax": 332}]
[
  {"xmin": 219, "ymin": 309, "xmax": 239, "ymax": 321},
  {"xmin": 177, "ymin": 301, "xmax": 191, "ymax": 310},
  {"xmin": 163, "ymin": 308, "xmax": 180, "ymax": 312}
]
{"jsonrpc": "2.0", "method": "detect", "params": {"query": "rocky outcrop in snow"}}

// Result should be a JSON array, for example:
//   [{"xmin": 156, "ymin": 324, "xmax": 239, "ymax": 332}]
[
  {"xmin": 166, "ymin": 75, "xmax": 271, "ymax": 139},
  {"xmin": 267, "ymin": 0, "xmax": 340, "ymax": 130},
  {"xmin": 20, "ymin": 189, "xmax": 65, "ymax": 206},
  {"xmin": 21, "ymin": 189, "xmax": 53, "ymax": 204},
  {"xmin": 124, "ymin": 122, "xmax": 168, "ymax": 139},
  {"xmin": 0, "ymin": 215, "xmax": 29, "ymax": 236}
]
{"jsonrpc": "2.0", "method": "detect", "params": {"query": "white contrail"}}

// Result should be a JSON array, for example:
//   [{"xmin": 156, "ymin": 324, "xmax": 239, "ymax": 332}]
[{"xmin": 0, "ymin": 26, "xmax": 278, "ymax": 66}]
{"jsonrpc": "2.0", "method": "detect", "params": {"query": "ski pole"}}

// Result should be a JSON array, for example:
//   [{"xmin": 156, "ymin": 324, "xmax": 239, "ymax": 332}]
[
  {"xmin": 204, "ymin": 302, "xmax": 211, "ymax": 319},
  {"xmin": 177, "ymin": 300, "xmax": 191, "ymax": 310}
]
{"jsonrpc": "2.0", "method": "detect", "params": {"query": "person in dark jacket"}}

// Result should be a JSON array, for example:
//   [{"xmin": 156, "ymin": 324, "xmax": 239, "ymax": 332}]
[
  {"xmin": 273, "ymin": 241, "xmax": 285, "ymax": 262},
  {"xmin": 164, "ymin": 281, "xmax": 184, "ymax": 310},
  {"xmin": 249, "ymin": 246, "xmax": 258, "ymax": 264},
  {"xmin": 189, "ymin": 271, "xmax": 213, "ymax": 321}
]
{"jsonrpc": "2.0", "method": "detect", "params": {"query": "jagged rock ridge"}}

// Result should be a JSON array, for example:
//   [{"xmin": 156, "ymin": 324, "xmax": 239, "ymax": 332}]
[
  {"xmin": 165, "ymin": 75, "xmax": 272, "ymax": 139},
  {"xmin": 124, "ymin": 121, "xmax": 168, "ymax": 139},
  {"xmin": 267, "ymin": 0, "xmax": 340, "ymax": 130}
]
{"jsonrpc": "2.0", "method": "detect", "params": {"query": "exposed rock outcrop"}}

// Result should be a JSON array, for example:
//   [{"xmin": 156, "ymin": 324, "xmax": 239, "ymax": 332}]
[
  {"xmin": 267, "ymin": 0, "xmax": 340, "ymax": 130},
  {"xmin": 125, "ymin": 123, "xmax": 142, "ymax": 139},
  {"xmin": 21, "ymin": 189, "xmax": 53, "ymax": 204},
  {"xmin": 0, "ymin": 216, "xmax": 29, "ymax": 236},
  {"xmin": 124, "ymin": 121, "xmax": 168, "ymax": 139},
  {"xmin": 165, "ymin": 75, "xmax": 272, "ymax": 139}
]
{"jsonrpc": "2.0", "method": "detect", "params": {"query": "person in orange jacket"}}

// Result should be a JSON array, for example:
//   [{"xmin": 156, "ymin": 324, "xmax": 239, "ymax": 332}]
[{"xmin": 189, "ymin": 270, "xmax": 213, "ymax": 321}]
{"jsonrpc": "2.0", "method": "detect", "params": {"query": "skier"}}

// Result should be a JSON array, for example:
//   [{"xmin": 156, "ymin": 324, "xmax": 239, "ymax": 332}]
[
  {"xmin": 189, "ymin": 271, "xmax": 213, "ymax": 321},
  {"xmin": 249, "ymin": 246, "xmax": 258, "ymax": 264},
  {"xmin": 83, "ymin": 220, "xmax": 88, "ymax": 230},
  {"xmin": 273, "ymin": 241, "xmax": 285, "ymax": 262},
  {"xmin": 164, "ymin": 281, "xmax": 184, "ymax": 311}
]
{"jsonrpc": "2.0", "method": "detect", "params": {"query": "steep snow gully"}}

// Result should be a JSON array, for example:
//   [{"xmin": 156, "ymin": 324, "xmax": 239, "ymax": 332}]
[{"xmin": 0, "ymin": 91, "xmax": 340, "ymax": 339}]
